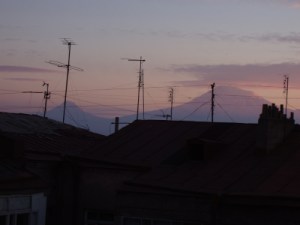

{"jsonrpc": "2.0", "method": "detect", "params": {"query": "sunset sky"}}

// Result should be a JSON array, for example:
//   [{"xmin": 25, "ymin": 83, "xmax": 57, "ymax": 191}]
[{"xmin": 1, "ymin": 0, "xmax": 300, "ymax": 120}]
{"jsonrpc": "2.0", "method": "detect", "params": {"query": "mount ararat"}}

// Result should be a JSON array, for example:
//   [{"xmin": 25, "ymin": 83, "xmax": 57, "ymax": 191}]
[{"xmin": 46, "ymin": 86, "xmax": 294, "ymax": 135}]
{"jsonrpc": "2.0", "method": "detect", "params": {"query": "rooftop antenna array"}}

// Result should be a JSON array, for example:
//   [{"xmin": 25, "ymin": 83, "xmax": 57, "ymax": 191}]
[
  {"xmin": 43, "ymin": 82, "xmax": 51, "ymax": 118},
  {"xmin": 211, "ymin": 83, "xmax": 215, "ymax": 123},
  {"xmin": 22, "ymin": 82, "xmax": 51, "ymax": 118},
  {"xmin": 169, "ymin": 87, "xmax": 174, "ymax": 121},
  {"xmin": 283, "ymin": 75, "xmax": 289, "ymax": 116},
  {"xmin": 46, "ymin": 38, "xmax": 83, "ymax": 123},
  {"xmin": 122, "ymin": 56, "xmax": 146, "ymax": 120}
]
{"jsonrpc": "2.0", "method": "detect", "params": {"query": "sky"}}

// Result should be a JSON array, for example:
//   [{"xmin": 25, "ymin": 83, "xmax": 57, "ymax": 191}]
[{"xmin": 1, "ymin": 0, "xmax": 300, "ymax": 120}]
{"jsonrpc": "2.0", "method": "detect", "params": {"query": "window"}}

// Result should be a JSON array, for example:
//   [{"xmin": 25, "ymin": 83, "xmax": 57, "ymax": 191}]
[
  {"xmin": 85, "ymin": 210, "xmax": 114, "ymax": 225},
  {"xmin": 16, "ymin": 213, "xmax": 29, "ymax": 225},
  {"xmin": 0, "ymin": 193, "xmax": 46, "ymax": 225},
  {"xmin": 0, "ymin": 213, "xmax": 30, "ymax": 225},
  {"xmin": 123, "ymin": 218, "xmax": 140, "ymax": 225},
  {"xmin": 0, "ymin": 215, "xmax": 6, "ymax": 225},
  {"xmin": 122, "ymin": 217, "xmax": 202, "ymax": 225}
]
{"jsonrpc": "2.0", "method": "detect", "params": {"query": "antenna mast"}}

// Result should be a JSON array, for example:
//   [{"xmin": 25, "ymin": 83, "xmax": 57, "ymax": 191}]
[
  {"xmin": 46, "ymin": 38, "xmax": 83, "ymax": 123},
  {"xmin": 169, "ymin": 87, "xmax": 174, "ymax": 121},
  {"xmin": 22, "ymin": 81, "xmax": 50, "ymax": 117},
  {"xmin": 211, "ymin": 83, "xmax": 215, "ymax": 123},
  {"xmin": 122, "ymin": 56, "xmax": 146, "ymax": 120},
  {"xmin": 283, "ymin": 75, "xmax": 289, "ymax": 116},
  {"xmin": 43, "ymin": 82, "xmax": 51, "ymax": 118}
]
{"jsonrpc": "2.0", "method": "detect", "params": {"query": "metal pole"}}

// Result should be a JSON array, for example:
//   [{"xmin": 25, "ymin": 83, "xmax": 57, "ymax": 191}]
[
  {"xmin": 123, "ymin": 57, "xmax": 146, "ymax": 121},
  {"xmin": 136, "ymin": 59, "xmax": 142, "ymax": 120},
  {"xmin": 142, "ymin": 67, "xmax": 145, "ymax": 120},
  {"xmin": 211, "ymin": 83, "xmax": 215, "ymax": 123},
  {"xmin": 285, "ymin": 76, "xmax": 289, "ymax": 116},
  {"xmin": 43, "ymin": 83, "xmax": 50, "ymax": 118},
  {"xmin": 169, "ymin": 88, "xmax": 174, "ymax": 121},
  {"xmin": 63, "ymin": 43, "xmax": 71, "ymax": 123},
  {"xmin": 114, "ymin": 117, "xmax": 119, "ymax": 133}
]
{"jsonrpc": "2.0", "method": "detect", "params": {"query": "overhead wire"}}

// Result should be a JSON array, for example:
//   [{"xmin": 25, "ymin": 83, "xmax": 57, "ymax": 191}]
[
  {"xmin": 216, "ymin": 102, "xmax": 235, "ymax": 122},
  {"xmin": 2, "ymin": 80, "xmax": 300, "ymax": 118},
  {"xmin": 180, "ymin": 101, "xmax": 210, "ymax": 121}
]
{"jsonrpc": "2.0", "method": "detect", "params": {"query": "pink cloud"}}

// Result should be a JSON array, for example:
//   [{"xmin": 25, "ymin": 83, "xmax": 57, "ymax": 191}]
[
  {"xmin": 167, "ymin": 63, "xmax": 300, "ymax": 86},
  {"xmin": 0, "ymin": 65, "xmax": 58, "ymax": 73},
  {"xmin": 240, "ymin": 33, "xmax": 300, "ymax": 44},
  {"xmin": 4, "ymin": 77, "xmax": 44, "ymax": 82},
  {"xmin": 283, "ymin": 0, "xmax": 300, "ymax": 8}
]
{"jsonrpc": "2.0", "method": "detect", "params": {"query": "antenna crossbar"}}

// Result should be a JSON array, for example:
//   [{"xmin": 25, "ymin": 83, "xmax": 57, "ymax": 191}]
[
  {"xmin": 22, "ymin": 91, "xmax": 43, "ymax": 94},
  {"xmin": 122, "ymin": 56, "xmax": 146, "ymax": 120},
  {"xmin": 46, "ymin": 38, "xmax": 83, "ymax": 123}
]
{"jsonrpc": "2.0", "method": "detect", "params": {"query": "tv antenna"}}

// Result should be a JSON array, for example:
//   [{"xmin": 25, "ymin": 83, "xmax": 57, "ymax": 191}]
[
  {"xmin": 283, "ymin": 75, "xmax": 289, "ymax": 115},
  {"xmin": 46, "ymin": 38, "xmax": 83, "ymax": 123},
  {"xmin": 153, "ymin": 109, "xmax": 171, "ymax": 121},
  {"xmin": 22, "ymin": 82, "xmax": 51, "ymax": 118},
  {"xmin": 211, "ymin": 83, "xmax": 215, "ymax": 123},
  {"xmin": 169, "ymin": 87, "xmax": 174, "ymax": 121},
  {"xmin": 43, "ymin": 82, "xmax": 51, "ymax": 118},
  {"xmin": 122, "ymin": 56, "xmax": 146, "ymax": 120}
]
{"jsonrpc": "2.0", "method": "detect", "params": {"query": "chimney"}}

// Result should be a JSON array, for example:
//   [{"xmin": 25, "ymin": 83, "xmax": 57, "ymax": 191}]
[
  {"xmin": 114, "ymin": 117, "xmax": 119, "ymax": 133},
  {"xmin": 256, "ymin": 103, "xmax": 295, "ymax": 153}
]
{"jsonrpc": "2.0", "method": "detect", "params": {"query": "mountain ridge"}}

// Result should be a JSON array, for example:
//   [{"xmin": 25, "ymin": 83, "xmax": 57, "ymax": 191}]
[{"xmin": 46, "ymin": 86, "xmax": 295, "ymax": 135}]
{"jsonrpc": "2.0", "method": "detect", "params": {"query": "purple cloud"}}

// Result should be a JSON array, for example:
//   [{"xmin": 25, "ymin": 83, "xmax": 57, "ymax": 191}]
[
  {"xmin": 239, "ymin": 33, "xmax": 300, "ymax": 44},
  {"xmin": 3, "ymin": 38, "xmax": 21, "ymax": 42},
  {"xmin": 4, "ymin": 77, "xmax": 44, "ymax": 82},
  {"xmin": 167, "ymin": 63, "xmax": 300, "ymax": 86},
  {"xmin": 0, "ymin": 65, "xmax": 58, "ymax": 73}
]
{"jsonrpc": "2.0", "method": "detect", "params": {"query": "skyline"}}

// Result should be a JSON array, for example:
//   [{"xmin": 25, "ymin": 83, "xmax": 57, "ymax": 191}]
[{"xmin": 1, "ymin": 0, "xmax": 300, "ymax": 120}]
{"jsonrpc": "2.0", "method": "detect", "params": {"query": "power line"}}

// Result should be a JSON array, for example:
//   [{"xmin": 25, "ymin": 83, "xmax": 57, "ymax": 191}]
[
  {"xmin": 1, "ymin": 82, "xmax": 297, "ymax": 95},
  {"xmin": 216, "ymin": 102, "xmax": 235, "ymax": 122},
  {"xmin": 181, "ymin": 101, "xmax": 210, "ymax": 121}
]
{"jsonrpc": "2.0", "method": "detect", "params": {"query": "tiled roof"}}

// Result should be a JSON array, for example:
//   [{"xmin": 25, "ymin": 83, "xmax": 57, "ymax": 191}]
[
  {"xmin": 87, "ymin": 120, "xmax": 255, "ymax": 166},
  {"xmin": 88, "ymin": 119, "xmax": 300, "ymax": 197},
  {"xmin": 0, "ymin": 112, "xmax": 105, "ymax": 159}
]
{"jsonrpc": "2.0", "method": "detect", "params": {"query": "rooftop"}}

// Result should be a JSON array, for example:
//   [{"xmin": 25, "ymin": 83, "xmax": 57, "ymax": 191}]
[
  {"xmin": 88, "ymin": 119, "xmax": 300, "ymax": 198},
  {"xmin": 0, "ymin": 112, "xmax": 105, "ymax": 158}
]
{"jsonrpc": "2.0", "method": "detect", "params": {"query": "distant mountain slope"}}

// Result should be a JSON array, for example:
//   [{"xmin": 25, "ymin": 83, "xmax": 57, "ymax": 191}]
[
  {"xmin": 170, "ymin": 86, "xmax": 271, "ymax": 123},
  {"xmin": 121, "ymin": 86, "xmax": 272, "ymax": 124},
  {"xmin": 47, "ymin": 101, "xmax": 113, "ymax": 135},
  {"xmin": 46, "ymin": 87, "xmax": 289, "ymax": 135}
]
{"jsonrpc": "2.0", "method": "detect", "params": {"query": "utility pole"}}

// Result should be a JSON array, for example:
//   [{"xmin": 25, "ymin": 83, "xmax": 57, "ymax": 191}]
[
  {"xmin": 169, "ymin": 87, "xmax": 174, "ymax": 121},
  {"xmin": 46, "ymin": 38, "xmax": 83, "ymax": 124},
  {"xmin": 283, "ymin": 75, "xmax": 289, "ymax": 116},
  {"xmin": 211, "ymin": 83, "xmax": 215, "ymax": 123},
  {"xmin": 43, "ymin": 82, "xmax": 51, "ymax": 118},
  {"xmin": 122, "ymin": 56, "xmax": 146, "ymax": 120}
]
